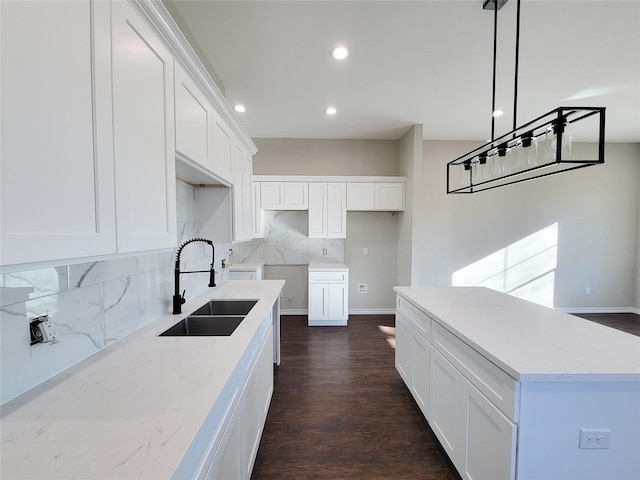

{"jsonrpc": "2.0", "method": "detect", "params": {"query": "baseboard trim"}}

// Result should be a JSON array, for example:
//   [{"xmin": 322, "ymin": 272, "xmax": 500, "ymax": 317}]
[
  {"xmin": 556, "ymin": 307, "xmax": 640, "ymax": 315},
  {"xmin": 280, "ymin": 308, "xmax": 397, "ymax": 316},
  {"xmin": 348, "ymin": 309, "xmax": 396, "ymax": 315}
]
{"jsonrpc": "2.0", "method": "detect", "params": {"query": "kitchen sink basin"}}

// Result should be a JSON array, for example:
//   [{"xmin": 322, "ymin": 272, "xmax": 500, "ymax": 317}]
[
  {"xmin": 159, "ymin": 315, "xmax": 244, "ymax": 337},
  {"xmin": 190, "ymin": 300, "xmax": 257, "ymax": 316}
]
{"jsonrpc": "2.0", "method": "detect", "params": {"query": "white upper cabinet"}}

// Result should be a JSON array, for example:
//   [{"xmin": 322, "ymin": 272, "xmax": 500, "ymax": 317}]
[
  {"xmin": 309, "ymin": 183, "xmax": 346, "ymax": 239},
  {"xmin": 232, "ymin": 143, "xmax": 254, "ymax": 242},
  {"xmin": 260, "ymin": 182, "xmax": 309, "ymax": 210},
  {"xmin": 0, "ymin": 0, "xmax": 116, "ymax": 266},
  {"xmin": 346, "ymin": 182, "xmax": 405, "ymax": 211},
  {"xmin": 111, "ymin": 0, "xmax": 177, "ymax": 253},
  {"xmin": 174, "ymin": 62, "xmax": 214, "ymax": 172},
  {"xmin": 213, "ymin": 112, "xmax": 234, "ymax": 183}
]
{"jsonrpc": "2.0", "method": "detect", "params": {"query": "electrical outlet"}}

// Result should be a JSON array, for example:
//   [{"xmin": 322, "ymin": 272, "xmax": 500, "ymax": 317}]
[
  {"xmin": 585, "ymin": 287, "xmax": 591, "ymax": 295},
  {"xmin": 358, "ymin": 284, "xmax": 368, "ymax": 294},
  {"xmin": 322, "ymin": 248, "xmax": 327, "ymax": 256},
  {"xmin": 29, "ymin": 315, "xmax": 57, "ymax": 345},
  {"xmin": 362, "ymin": 247, "xmax": 368, "ymax": 256},
  {"xmin": 579, "ymin": 429, "xmax": 610, "ymax": 449}
]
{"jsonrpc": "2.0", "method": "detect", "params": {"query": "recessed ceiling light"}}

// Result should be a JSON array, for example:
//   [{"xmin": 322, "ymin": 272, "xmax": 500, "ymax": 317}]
[
  {"xmin": 492, "ymin": 109, "xmax": 504, "ymax": 117},
  {"xmin": 325, "ymin": 107, "xmax": 337, "ymax": 115},
  {"xmin": 234, "ymin": 104, "xmax": 246, "ymax": 113},
  {"xmin": 331, "ymin": 46, "xmax": 349, "ymax": 60}
]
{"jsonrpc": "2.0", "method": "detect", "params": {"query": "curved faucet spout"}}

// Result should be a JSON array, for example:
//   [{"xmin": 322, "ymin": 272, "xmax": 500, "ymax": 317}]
[{"xmin": 173, "ymin": 238, "xmax": 216, "ymax": 314}]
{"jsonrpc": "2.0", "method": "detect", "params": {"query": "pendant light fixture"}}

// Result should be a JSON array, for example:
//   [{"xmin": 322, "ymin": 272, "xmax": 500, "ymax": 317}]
[{"xmin": 446, "ymin": 0, "xmax": 605, "ymax": 194}]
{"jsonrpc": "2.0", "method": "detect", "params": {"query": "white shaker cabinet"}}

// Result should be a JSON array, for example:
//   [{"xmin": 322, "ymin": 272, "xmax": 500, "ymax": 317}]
[
  {"xmin": 252, "ymin": 182, "xmax": 265, "ymax": 238},
  {"xmin": 0, "ymin": 0, "xmax": 116, "ymax": 265},
  {"xmin": 308, "ymin": 264, "xmax": 349, "ymax": 326},
  {"xmin": 174, "ymin": 62, "xmax": 214, "ymax": 172},
  {"xmin": 111, "ymin": 0, "xmax": 177, "ymax": 252},
  {"xmin": 232, "ymin": 144, "xmax": 254, "ymax": 242},
  {"xmin": 308, "ymin": 183, "xmax": 347, "ymax": 239},
  {"xmin": 260, "ymin": 182, "xmax": 308, "ymax": 210},
  {"xmin": 213, "ymin": 113, "xmax": 234, "ymax": 184},
  {"xmin": 346, "ymin": 182, "xmax": 405, "ymax": 211}
]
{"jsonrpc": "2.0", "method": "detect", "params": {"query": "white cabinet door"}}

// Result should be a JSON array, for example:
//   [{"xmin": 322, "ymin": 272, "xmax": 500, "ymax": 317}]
[
  {"xmin": 252, "ymin": 182, "xmax": 264, "ymax": 238},
  {"xmin": 232, "ymin": 144, "xmax": 253, "ymax": 242},
  {"xmin": 430, "ymin": 348, "xmax": 465, "ymax": 472},
  {"xmin": 174, "ymin": 62, "xmax": 213, "ymax": 171},
  {"xmin": 327, "ymin": 283, "xmax": 348, "ymax": 319},
  {"xmin": 375, "ymin": 182, "xmax": 404, "ymax": 210},
  {"xmin": 326, "ymin": 183, "xmax": 347, "ymax": 238},
  {"xmin": 410, "ymin": 326, "xmax": 430, "ymax": 419},
  {"xmin": 308, "ymin": 183, "xmax": 327, "ymax": 238},
  {"xmin": 111, "ymin": 0, "xmax": 177, "ymax": 253},
  {"xmin": 205, "ymin": 400, "xmax": 241, "ymax": 480},
  {"xmin": 213, "ymin": 113, "xmax": 233, "ymax": 183},
  {"xmin": 463, "ymin": 381, "xmax": 516, "ymax": 480},
  {"xmin": 260, "ymin": 182, "xmax": 285, "ymax": 209},
  {"xmin": 395, "ymin": 314, "xmax": 412, "ymax": 383},
  {"xmin": 260, "ymin": 181, "xmax": 308, "ymax": 210},
  {"xmin": 309, "ymin": 183, "xmax": 346, "ymax": 239},
  {"xmin": 284, "ymin": 182, "xmax": 308, "ymax": 209},
  {"xmin": 308, "ymin": 283, "xmax": 327, "ymax": 320},
  {"xmin": 346, "ymin": 183, "xmax": 375, "ymax": 210},
  {"xmin": 0, "ymin": 0, "xmax": 116, "ymax": 265}
]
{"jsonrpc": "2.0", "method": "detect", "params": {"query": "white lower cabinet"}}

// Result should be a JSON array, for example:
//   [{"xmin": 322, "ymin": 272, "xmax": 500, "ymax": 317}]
[
  {"xmin": 308, "ymin": 266, "xmax": 349, "ymax": 326},
  {"xmin": 197, "ymin": 314, "xmax": 274, "ymax": 480},
  {"xmin": 397, "ymin": 294, "xmax": 516, "ymax": 480}
]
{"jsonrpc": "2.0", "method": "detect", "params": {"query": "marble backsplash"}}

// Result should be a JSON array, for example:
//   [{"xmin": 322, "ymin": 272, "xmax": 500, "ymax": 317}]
[
  {"xmin": 0, "ymin": 181, "xmax": 229, "ymax": 405},
  {"xmin": 230, "ymin": 211, "xmax": 345, "ymax": 265}
]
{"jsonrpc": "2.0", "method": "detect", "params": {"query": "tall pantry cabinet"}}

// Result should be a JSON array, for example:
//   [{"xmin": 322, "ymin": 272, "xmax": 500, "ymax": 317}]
[{"xmin": 0, "ymin": 0, "xmax": 177, "ymax": 266}]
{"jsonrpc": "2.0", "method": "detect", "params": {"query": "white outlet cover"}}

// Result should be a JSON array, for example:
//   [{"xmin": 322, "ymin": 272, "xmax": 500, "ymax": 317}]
[
  {"xmin": 357, "ymin": 284, "xmax": 368, "ymax": 294},
  {"xmin": 579, "ymin": 429, "xmax": 610, "ymax": 449}
]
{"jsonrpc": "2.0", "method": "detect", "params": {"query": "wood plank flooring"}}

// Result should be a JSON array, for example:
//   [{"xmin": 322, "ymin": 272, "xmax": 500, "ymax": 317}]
[
  {"xmin": 251, "ymin": 312, "xmax": 639, "ymax": 479},
  {"xmin": 252, "ymin": 315, "xmax": 459, "ymax": 479}
]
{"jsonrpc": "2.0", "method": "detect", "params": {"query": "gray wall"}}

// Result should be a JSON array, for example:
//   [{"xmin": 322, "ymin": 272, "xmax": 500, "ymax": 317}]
[
  {"xmin": 396, "ymin": 125, "xmax": 423, "ymax": 286},
  {"xmin": 253, "ymin": 138, "xmax": 398, "ymax": 175},
  {"xmin": 418, "ymin": 141, "xmax": 640, "ymax": 310}
]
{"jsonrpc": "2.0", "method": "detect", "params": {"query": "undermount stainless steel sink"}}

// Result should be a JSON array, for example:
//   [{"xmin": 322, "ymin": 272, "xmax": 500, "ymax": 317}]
[
  {"xmin": 159, "ymin": 300, "xmax": 258, "ymax": 336},
  {"xmin": 190, "ymin": 300, "xmax": 257, "ymax": 316},
  {"xmin": 159, "ymin": 315, "xmax": 244, "ymax": 337}
]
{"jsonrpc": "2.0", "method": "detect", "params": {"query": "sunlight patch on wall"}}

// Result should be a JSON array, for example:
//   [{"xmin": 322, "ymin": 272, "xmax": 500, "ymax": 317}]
[{"xmin": 451, "ymin": 223, "xmax": 558, "ymax": 307}]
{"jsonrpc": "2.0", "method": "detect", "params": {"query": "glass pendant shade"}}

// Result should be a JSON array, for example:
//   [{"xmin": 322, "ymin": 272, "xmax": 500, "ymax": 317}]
[
  {"xmin": 545, "ymin": 119, "xmax": 572, "ymax": 161},
  {"xmin": 516, "ymin": 132, "xmax": 538, "ymax": 168},
  {"xmin": 496, "ymin": 143, "xmax": 511, "ymax": 175}
]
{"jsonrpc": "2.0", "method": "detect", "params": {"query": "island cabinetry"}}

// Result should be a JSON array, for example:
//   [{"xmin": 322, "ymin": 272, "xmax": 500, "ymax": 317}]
[
  {"xmin": 308, "ymin": 265, "xmax": 349, "ymax": 326},
  {"xmin": 0, "ymin": 0, "xmax": 116, "ymax": 265},
  {"xmin": 395, "ymin": 298, "xmax": 430, "ymax": 419},
  {"xmin": 396, "ymin": 292, "xmax": 517, "ymax": 480},
  {"xmin": 260, "ymin": 182, "xmax": 308, "ymax": 210},
  {"xmin": 308, "ymin": 183, "xmax": 347, "ymax": 239},
  {"xmin": 395, "ymin": 286, "xmax": 640, "ymax": 480}
]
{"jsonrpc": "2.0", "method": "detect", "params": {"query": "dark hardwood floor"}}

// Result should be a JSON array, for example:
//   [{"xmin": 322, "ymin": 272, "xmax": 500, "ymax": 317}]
[
  {"xmin": 251, "ymin": 312, "xmax": 639, "ymax": 479},
  {"xmin": 252, "ymin": 314, "xmax": 459, "ymax": 480}
]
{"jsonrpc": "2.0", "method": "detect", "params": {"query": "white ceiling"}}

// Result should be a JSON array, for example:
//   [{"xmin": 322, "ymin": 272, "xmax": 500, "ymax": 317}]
[{"xmin": 167, "ymin": 0, "xmax": 640, "ymax": 143}]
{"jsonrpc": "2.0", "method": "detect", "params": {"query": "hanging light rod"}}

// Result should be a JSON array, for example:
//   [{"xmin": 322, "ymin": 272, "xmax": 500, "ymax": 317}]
[{"xmin": 447, "ymin": 0, "xmax": 606, "ymax": 194}]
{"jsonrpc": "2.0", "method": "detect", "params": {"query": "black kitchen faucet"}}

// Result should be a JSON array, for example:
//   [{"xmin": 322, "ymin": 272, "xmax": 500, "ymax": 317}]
[{"xmin": 173, "ymin": 238, "xmax": 216, "ymax": 314}]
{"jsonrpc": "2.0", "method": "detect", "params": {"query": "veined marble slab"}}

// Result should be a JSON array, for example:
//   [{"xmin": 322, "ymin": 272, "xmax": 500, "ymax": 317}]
[
  {"xmin": 394, "ymin": 286, "xmax": 640, "ymax": 382},
  {"xmin": 1, "ymin": 280, "xmax": 285, "ymax": 479}
]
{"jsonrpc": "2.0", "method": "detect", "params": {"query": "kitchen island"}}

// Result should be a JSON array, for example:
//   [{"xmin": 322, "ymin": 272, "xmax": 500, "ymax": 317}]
[
  {"xmin": 394, "ymin": 286, "xmax": 640, "ymax": 480},
  {"xmin": 1, "ymin": 280, "xmax": 284, "ymax": 479}
]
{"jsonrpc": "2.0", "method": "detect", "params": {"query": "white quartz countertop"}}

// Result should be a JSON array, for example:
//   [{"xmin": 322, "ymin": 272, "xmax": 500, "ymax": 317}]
[
  {"xmin": 0, "ymin": 280, "xmax": 285, "ymax": 479},
  {"xmin": 227, "ymin": 262, "xmax": 264, "ymax": 272},
  {"xmin": 308, "ymin": 262, "xmax": 349, "ymax": 271},
  {"xmin": 394, "ymin": 286, "xmax": 640, "ymax": 382}
]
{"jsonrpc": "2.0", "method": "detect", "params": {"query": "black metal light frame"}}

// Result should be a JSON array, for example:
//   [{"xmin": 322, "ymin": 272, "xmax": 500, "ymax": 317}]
[
  {"xmin": 447, "ymin": 106, "xmax": 605, "ymax": 194},
  {"xmin": 447, "ymin": 0, "xmax": 606, "ymax": 194}
]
